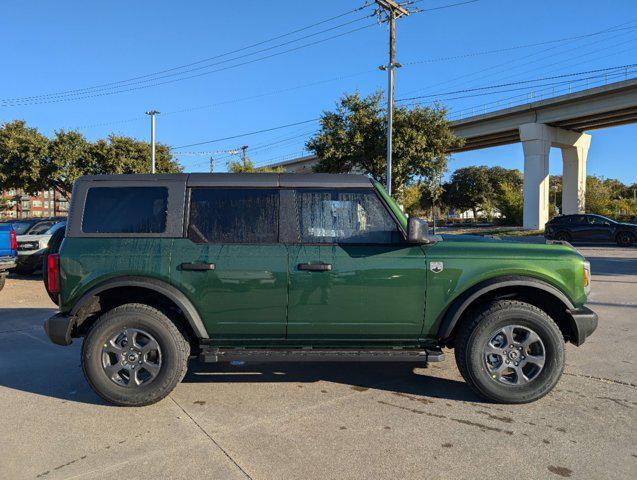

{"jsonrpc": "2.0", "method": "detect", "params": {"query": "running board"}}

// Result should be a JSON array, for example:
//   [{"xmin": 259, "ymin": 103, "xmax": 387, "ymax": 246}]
[{"xmin": 198, "ymin": 348, "xmax": 444, "ymax": 363}]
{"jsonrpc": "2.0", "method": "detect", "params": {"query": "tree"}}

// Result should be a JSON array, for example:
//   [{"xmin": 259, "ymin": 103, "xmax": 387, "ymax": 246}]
[
  {"xmin": 585, "ymin": 176, "xmax": 614, "ymax": 216},
  {"xmin": 0, "ymin": 120, "xmax": 49, "ymax": 194},
  {"xmin": 227, "ymin": 157, "xmax": 283, "ymax": 173},
  {"xmin": 102, "ymin": 135, "xmax": 180, "ymax": 175},
  {"xmin": 442, "ymin": 166, "xmax": 494, "ymax": 219},
  {"xmin": 43, "ymin": 130, "xmax": 95, "ymax": 199},
  {"xmin": 0, "ymin": 121, "xmax": 182, "ymax": 201},
  {"xmin": 307, "ymin": 91, "xmax": 463, "ymax": 192}
]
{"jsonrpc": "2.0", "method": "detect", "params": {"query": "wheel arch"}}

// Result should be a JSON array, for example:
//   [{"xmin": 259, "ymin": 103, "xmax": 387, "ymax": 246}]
[
  {"xmin": 69, "ymin": 276, "xmax": 208, "ymax": 341},
  {"xmin": 437, "ymin": 275, "xmax": 576, "ymax": 346}
]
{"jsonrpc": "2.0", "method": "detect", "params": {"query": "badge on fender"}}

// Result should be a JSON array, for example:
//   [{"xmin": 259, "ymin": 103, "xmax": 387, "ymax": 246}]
[{"xmin": 430, "ymin": 261, "xmax": 444, "ymax": 273}]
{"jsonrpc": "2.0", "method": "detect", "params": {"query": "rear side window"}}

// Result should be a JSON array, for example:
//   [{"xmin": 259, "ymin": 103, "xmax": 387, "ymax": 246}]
[
  {"xmin": 188, "ymin": 188, "xmax": 278, "ymax": 243},
  {"xmin": 82, "ymin": 187, "xmax": 168, "ymax": 233},
  {"xmin": 292, "ymin": 189, "xmax": 401, "ymax": 244}
]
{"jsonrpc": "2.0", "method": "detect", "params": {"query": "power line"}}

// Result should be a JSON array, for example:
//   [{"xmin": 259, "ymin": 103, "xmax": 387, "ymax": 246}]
[
  {"xmin": 402, "ymin": 25, "xmax": 637, "ymax": 66},
  {"xmin": 2, "ymin": 24, "xmax": 377, "ymax": 107},
  {"xmin": 399, "ymin": 19, "xmax": 637, "ymax": 97},
  {"xmin": 0, "ymin": 1, "xmax": 375, "ymax": 105},
  {"xmin": 396, "ymin": 64, "xmax": 637, "ymax": 102},
  {"xmin": 171, "ymin": 118, "xmax": 319, "ymax": 150}
]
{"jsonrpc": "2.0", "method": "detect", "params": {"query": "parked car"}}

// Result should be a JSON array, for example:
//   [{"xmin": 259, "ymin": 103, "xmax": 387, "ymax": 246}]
[
  {"xmin": 16, "ymin": 221, "xmax": 66, "ymax": 274},
  {"xmin": 544, "ymin": 214, "xmax": 637, "ymax": 246},
  {"xmin": 44, "ymin": 173, "xmax": 597, "ymax": 406},
  {"xmin": 0, "ymin": 223, "xmax": 18, "ymax": 291},
  {"xmin": 2, "ymin": 217, "xmax": 65, "ymax": 236}
]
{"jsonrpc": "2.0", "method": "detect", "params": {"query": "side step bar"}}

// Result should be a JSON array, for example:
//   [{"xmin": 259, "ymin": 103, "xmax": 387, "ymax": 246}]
[{"xmin": 199, "ymin": 348, "xmax": 445, "ymax": 363}]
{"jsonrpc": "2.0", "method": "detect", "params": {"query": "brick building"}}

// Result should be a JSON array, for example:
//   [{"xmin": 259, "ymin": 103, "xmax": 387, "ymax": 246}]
[{"xmin": 0, "ymin": 189, "xmax": 69, "ymax": 219}]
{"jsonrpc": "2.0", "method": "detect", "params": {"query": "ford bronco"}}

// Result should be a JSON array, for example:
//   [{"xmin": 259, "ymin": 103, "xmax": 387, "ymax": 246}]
[{"xmin": 43, "ymin": 173, "xmax": 597, "ymax": 406}]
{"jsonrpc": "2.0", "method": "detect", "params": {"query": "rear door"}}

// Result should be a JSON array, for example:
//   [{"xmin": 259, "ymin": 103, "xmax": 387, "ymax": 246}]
[
  {"xmin": 586, "ymin": 215, "xmax": 613, "ymax": 242},
  {"xmin": 171, "ymin": 187, "xmax": 288, "ymax": 340},
  {"xmin": 283, "ymin": 187, "xmax": 427, "ymax": 342}
]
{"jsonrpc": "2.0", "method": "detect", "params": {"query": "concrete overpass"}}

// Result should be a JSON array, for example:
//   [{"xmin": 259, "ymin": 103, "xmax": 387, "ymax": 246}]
[{"xmin": 267, "ymin": 78, "xmax": 637, "ymax": 229}]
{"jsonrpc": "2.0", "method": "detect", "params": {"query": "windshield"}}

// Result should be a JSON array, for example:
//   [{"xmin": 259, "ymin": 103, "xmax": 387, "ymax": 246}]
[
  {"xmin": 11, "ymin": 221, "xmax": 33, "ymax": 235},
  {"xmin": 27, "ymin": 221, "xmax": 55, "ymax": 235},
  {"xmin": 45, "ymin": 222, "xmax": 66, "ymax": 235},
  {"xmin": 372, "ymin": 180, "xmax": 408, "ymax": 230}
]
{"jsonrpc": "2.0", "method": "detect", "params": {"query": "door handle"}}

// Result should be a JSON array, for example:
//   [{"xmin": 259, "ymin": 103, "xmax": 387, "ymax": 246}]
[
  {"xmin": 298, "ymin": 263, "xmax": 332, "ymax": 272},
  {"xmin": 179, "ymin": 262, "xmax": 216, "ymax": 271}
]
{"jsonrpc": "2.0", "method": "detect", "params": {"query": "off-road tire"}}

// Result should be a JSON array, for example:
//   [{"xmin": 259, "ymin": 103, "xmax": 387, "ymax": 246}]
[
  {"xmin": 454, "ymin": 300, "xmax": 565, "ymax": 404},
  {"xmin": 82, "ymin": 303, "xmax": 190, "ymax": 406}
]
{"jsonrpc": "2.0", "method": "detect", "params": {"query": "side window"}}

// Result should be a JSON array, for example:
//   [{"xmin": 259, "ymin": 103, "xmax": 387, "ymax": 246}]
[
  {"xmin": 82, "ymin": 187, "xmax": 168, "ymax": 234},
  {"xmin": 572, "ymin": 215, "xmax": 586, "ymax": 225},
  {"xmin": 292, "ymin": 189, "xmax": 401, "ymax": 244},
  {"xmin": 588, "ymin": 216, "xmax": 610, "ymax": 226},
  {"xmin": 188, "ymin": 188, "xmax": 278, "ymax": 243}
]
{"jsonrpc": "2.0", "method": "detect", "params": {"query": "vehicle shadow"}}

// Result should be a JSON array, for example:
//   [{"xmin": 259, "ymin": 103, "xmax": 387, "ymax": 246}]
[
  {"xmin": 0, "ymin": 307, "xmax": 482, "ymax": 405},
  {"xmin": 183, "ymin": 360, "xmax": 484, "ymax": 403}
]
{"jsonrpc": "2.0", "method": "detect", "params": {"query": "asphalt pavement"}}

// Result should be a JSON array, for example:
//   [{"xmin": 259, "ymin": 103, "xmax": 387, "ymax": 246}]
[{"xmin": 0, "ymin": 244, "xmax": 635, "ymax": 480}]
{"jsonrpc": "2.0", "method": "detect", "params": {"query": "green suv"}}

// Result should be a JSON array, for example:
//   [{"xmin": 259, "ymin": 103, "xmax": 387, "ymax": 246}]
[{"xmin": 43, "ymin": 173, "xmax": 597, "ymax": 406}]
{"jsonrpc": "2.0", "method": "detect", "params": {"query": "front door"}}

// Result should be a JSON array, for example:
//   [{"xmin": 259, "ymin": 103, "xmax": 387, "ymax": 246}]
[
  {"xmin": 171, "ymin": 187, "xmax": 288, "ymax": 340},
  {"xmin": 283, "ymin": 188, "xmax": 427, "ymax": 342}
]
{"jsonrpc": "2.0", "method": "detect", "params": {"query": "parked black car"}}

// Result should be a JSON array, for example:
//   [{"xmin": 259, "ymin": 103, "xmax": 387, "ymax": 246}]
[{"xmin": 545, "ymin": 214, "xmax": 637, "ymax": 246}]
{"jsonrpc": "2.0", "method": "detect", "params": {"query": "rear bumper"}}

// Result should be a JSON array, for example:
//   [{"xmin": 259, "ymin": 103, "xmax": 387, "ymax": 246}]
[
  {"xmin": 567, "ymin": 306, "xmax": 598, "ymax": 346},
  {"xmin": 17, "ymin": 252, "xmax": 44, "ymax": 269},
  {"xmin": 43, "ymin": 313, "xmax": 75, "ymax": 346},
  {"xmin": 0, "ymin": 256, "xmax": 17, "ymax": 273}
]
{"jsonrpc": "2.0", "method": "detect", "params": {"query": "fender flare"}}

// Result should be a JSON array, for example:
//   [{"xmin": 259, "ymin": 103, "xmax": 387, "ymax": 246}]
[
  {"xmin": 70, "ymin": 276, "xmax": 208, "ymax": 339},
  {"xmin": 436, "ymin": 275, "xmax": 575, "ymax": 341}
]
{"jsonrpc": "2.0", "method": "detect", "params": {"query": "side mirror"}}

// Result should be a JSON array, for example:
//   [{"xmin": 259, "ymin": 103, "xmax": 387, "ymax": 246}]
[{"xmin": 408, "ymin": 217, "xmax": 432, "ymax": 244}]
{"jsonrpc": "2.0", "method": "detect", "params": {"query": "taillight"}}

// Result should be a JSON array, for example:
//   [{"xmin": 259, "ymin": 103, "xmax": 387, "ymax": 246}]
[
  {"xmin": 47, "ymin": 253, "xmax": 61, "ymax": 294},
  {"xmin": 9, "ymin": 229, "xmax": 17, "ymax": 251}
]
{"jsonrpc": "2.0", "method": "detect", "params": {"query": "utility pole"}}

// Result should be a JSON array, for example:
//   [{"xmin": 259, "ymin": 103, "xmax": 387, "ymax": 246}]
[
  {"xmin": 241, "ymin": 145, "xmax": 248, "ymax": 169},
  {"xmin": 209, "ymin": 157, "xmax": 214, "ymax": 174},
  {"xmin": 145, "ymin": 110, "xmax": 160, "ymax": 173},
  {"xmin": 376, "ymin": 0, "xmax": 408, "ymax": 196}
]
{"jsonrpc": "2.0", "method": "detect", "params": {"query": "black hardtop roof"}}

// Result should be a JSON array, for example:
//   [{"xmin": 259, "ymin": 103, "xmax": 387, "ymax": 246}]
[{"xmin": 77, "ymin": 173, "xmax": 373, "ymax": 188}]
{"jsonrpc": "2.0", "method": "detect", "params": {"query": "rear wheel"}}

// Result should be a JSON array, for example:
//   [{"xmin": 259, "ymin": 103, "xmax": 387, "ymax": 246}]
[
  {"xmin": 82, "ymin": 303, "xmax": 190, "ymax": 406},
  {"xmin": 616, "ymin": 231, "xmax": 635, "ymax": 247},
  {"xmin": 554, "ymin": 231, "xmax": 571, "ymax": 242},
  {"xmin": 455, "ymin": 300, "xmax": 565, "ymax": 404}
]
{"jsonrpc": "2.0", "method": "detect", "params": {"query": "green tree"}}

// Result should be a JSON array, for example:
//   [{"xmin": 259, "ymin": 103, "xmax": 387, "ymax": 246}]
[
  {"xmin": 585, "ymin": 176, "xmax": 613, "ymax": 216},
  {"xmin": 307, "ymin": 91, "xmax": 463, "ymax": 192},
  {"xmin": 0, "ymin": 120, "xmax": 49, "ymax": 194},
  {"xmin": 227, "ymin": 157, "xmax": 283, "ymax": 173},
  {"xmin": 43, "ymin": 130, "xmax": 95, "ymax": 199},
  {"xmin": 485, "ymin": 167, "xmax": 523, "ymax": 223},
  {"xmin": 102, "ymin": 135, "xmax": 180, "ymax": 175},
  {"xmin": 442, "ymin": 166, "xmax": 494, "ymax": 219}
]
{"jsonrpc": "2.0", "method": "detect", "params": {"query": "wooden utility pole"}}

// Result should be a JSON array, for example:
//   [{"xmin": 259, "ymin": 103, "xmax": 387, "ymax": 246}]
[{"xmin": 376, "ymin": 0, "xmax": 408, "ymax": 195}]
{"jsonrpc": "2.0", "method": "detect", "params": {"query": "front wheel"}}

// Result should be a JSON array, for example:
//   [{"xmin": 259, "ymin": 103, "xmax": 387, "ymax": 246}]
[
  {"xmin": 455, "ymin": 300, "xmax": 565, "ymax": 404},
  {"xmin": 82, "ymin": 303, "xmax": 190, "ymax": 406}
]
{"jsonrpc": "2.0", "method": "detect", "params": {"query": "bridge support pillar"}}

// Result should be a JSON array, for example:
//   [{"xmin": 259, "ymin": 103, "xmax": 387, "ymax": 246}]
[
  {"xmin": 519, "ymin": 123, "xmax": 591, "ymax": 230},
  {"xmin": 561, "ymin": 138, "xmax": 590, "ymax": 215}
]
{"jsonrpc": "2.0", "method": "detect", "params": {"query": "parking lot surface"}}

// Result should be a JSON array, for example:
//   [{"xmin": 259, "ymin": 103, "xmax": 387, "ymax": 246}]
[{"xmin": 1, "ymin": 245, "xmax": 635, "ymax": 479}]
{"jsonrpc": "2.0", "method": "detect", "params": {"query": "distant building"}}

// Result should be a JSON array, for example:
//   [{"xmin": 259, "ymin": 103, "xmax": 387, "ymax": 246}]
[{"xmin": 0, "ymin": 189, "xmax": 69, "ymax": 219}]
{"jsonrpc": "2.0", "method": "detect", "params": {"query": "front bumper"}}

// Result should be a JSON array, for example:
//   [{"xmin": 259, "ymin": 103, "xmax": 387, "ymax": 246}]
[
  {"xmin": 567, "ymin": 306, "xmax": 598, "ymax": 346},
  {"xmin": 44, "ymin": 313, "xmax": 75, "ymax": 346}
]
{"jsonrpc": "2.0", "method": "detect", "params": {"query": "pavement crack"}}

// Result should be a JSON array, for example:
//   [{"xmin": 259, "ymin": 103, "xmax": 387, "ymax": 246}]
[
  {"xmin": 169, "ymin": 396, "xmax": 254, "ymax": 480},
  {"xmin": 563, "ymin": 371, "xmax": 636, "ymax": 388}
]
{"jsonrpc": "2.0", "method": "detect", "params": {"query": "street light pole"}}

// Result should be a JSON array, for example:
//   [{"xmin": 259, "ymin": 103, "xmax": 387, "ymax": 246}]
[
  {"xmin": 375, "ymin": 0, "xmax": 408, "ymax": 196},
  {"xmin": 145, "ymin": 110, "xmax": 160, "ymax": 173}
]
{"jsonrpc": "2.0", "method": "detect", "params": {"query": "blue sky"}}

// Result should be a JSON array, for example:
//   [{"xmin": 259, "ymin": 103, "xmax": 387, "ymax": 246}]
[{"xmin": 1, "ymin": 0, "xmax": 636, "ymax": 184}]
